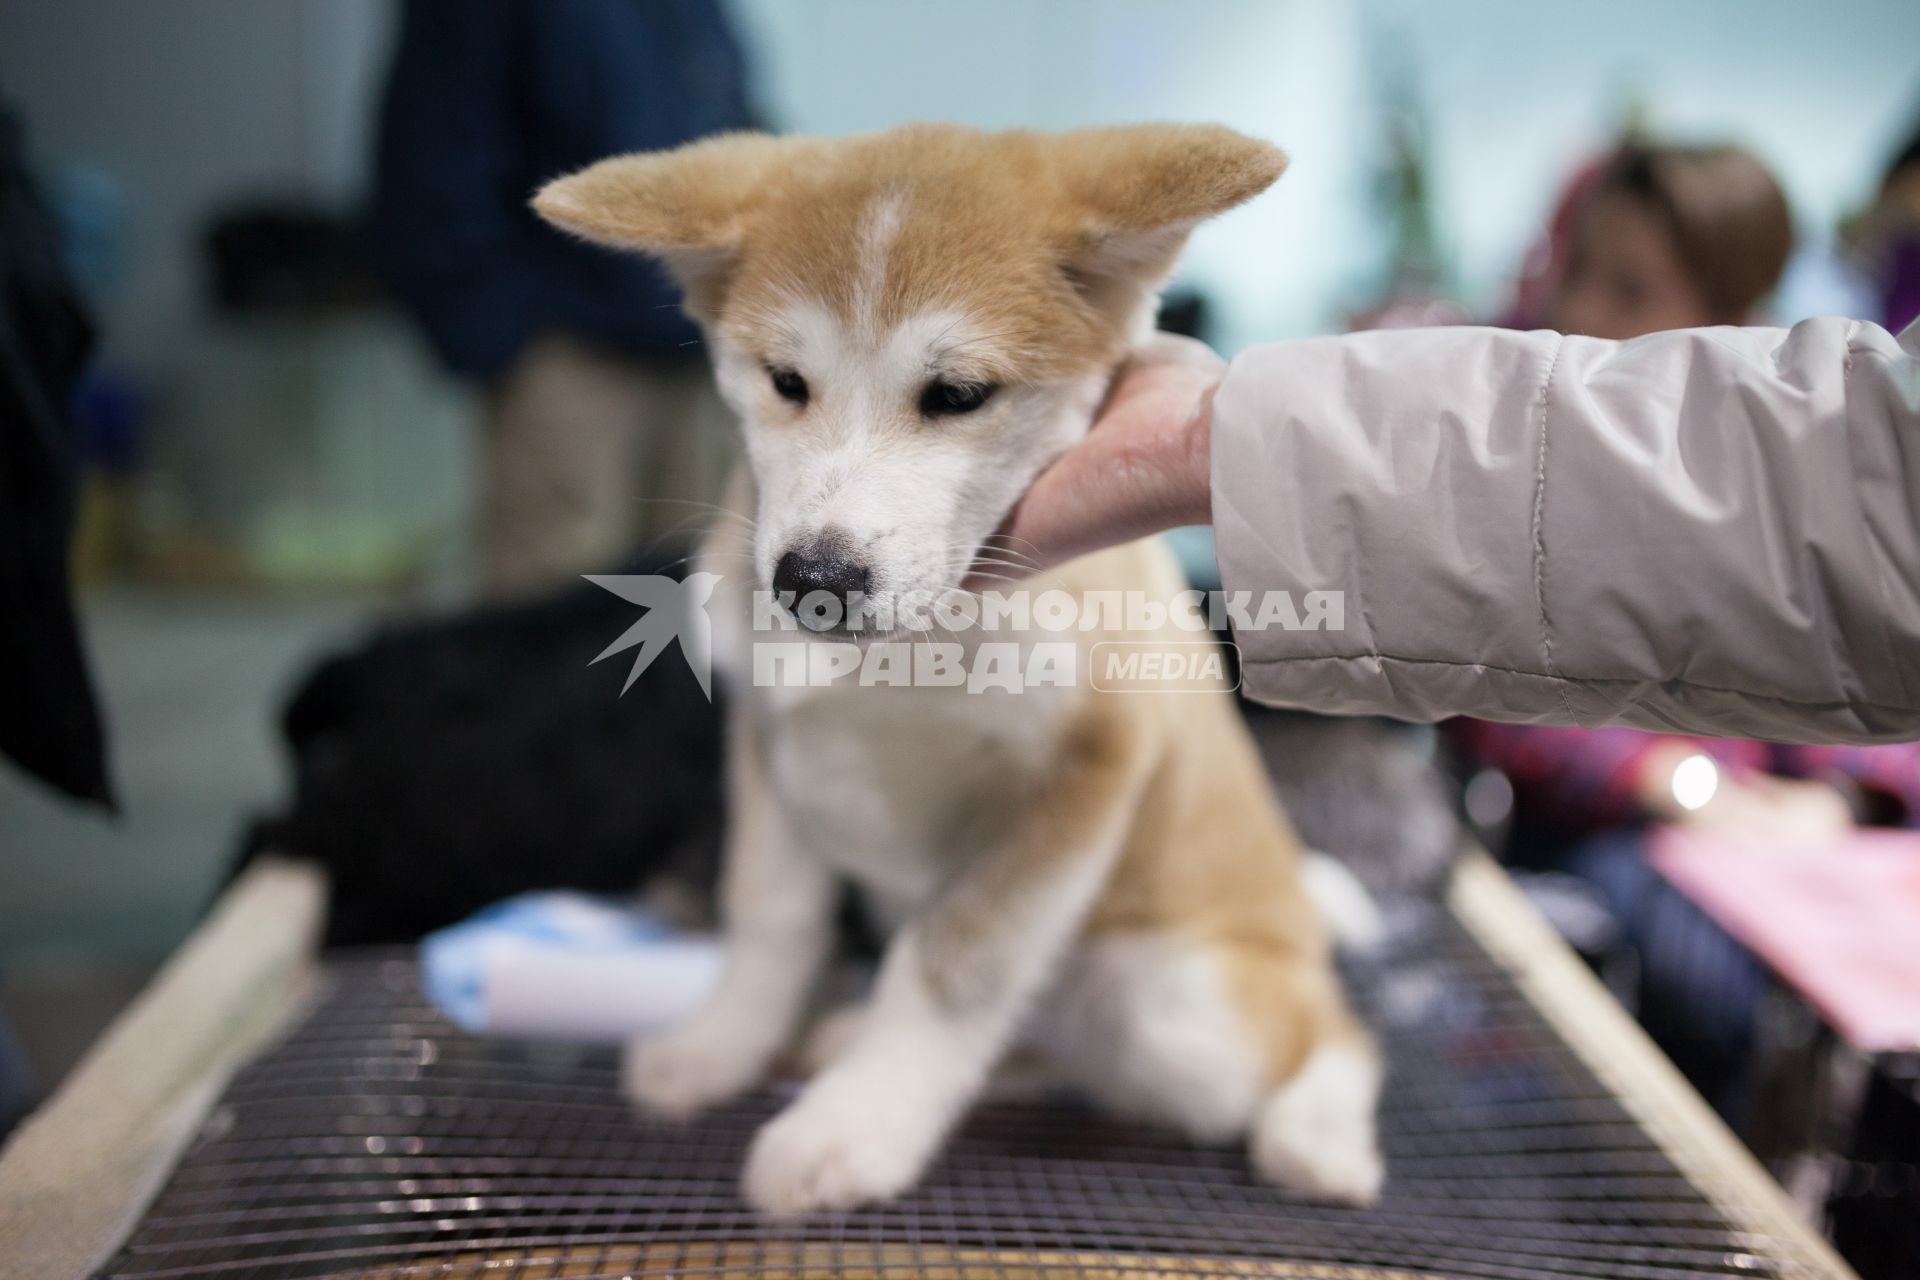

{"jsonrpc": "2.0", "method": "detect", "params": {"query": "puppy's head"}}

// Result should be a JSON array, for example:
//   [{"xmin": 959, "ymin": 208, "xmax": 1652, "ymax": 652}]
[{"xmin": 536, "ymin": 124, "xmax": 1283, "ymax": 627}]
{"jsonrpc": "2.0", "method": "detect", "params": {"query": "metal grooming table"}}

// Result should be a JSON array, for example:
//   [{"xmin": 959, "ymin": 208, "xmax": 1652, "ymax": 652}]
[{"xmin": 0, "ymin": 855, "xmax": 1857, "ymax": 1280}]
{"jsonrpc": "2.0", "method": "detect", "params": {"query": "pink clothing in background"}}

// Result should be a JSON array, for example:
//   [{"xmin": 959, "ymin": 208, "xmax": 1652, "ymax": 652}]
[{"xmin": 1456, "ymin": 721, "xmax": 1920, "ymax": 830}]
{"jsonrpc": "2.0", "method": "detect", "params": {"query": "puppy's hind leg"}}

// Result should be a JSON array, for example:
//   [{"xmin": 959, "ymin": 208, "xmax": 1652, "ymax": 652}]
[
  {"xmin": 1247, "ymin": 992, "xmax": 1384, "ymax": 1206},
  {"xmin": 1249, "ymin": 1036, "xmax": 1383, "ymax": 1205},
  {"xmin": 1041, "ymin": 936, "xmax": 1383, "ymax": 1206},
  {"xmin": 1032, "ymin": 934, "xmax": 1270, "ymax": 1146},
  {"xmin": 1244, "ymin": 880, "xmax": 1385, "ymax": 1205}
]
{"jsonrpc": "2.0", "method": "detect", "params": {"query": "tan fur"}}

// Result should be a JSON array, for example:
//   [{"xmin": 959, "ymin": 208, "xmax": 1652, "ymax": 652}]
[
  {"xmin": 1046, "ymin": 542, "xmax": 1364, "ymax": 1089},
  {"xmin": 539, "ymin": 124, "xmax": 1286, "ymax": 380},
  {"xmin": 915, "ymin": 685, "xmax": 1156, "ymax": 1015}
]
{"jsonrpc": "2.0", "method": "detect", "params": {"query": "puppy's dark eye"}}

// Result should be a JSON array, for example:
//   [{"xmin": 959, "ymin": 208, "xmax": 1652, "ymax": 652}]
[
  {"xmin": 769, "ymin": 366, "xmax": 809, "ymax": 407},
  {"xmin": 919, "ymin": 379, "xmax": 996, "ymax": 417}
]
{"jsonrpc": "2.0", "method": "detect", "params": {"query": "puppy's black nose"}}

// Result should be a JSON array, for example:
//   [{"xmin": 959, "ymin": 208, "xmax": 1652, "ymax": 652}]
[{"xmin": 774, "ymin": 545, "xmax": 871, "ymax": 622}]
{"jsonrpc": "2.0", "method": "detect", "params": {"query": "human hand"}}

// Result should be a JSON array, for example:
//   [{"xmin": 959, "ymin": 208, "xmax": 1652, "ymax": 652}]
[{"xmin": 971, "ymin": 333, "xmax": 1223, "ymax": 585}]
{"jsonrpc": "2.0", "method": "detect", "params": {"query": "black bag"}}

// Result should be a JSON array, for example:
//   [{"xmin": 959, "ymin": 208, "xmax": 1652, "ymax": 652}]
[{"xmin": 241, "ymin": 560, "xmax": 726, "ymax": 946}]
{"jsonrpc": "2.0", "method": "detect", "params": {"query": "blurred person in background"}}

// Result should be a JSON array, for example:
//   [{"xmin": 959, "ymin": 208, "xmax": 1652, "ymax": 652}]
[
  {"xmin": 0, "ymin": 92, "xmax": 114, "ymax": 1132},
  {"xmin": 1456, "ymin": 139, "xmax": 1920, "ymax": 1119},
  {"xmin": 1506, "ymin": 140, "xmax": 1794, "ymax": 337},
  {"xmin": 1842, "ymin": 120, "xmax": 1920, "ymax": 333},
  {"xmin": 372, "ymin": 0, "xmax": 755, "ymax": 599}
]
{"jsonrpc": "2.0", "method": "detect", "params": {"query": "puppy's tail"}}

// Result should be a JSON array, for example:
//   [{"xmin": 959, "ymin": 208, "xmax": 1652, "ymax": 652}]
[{"xmin": 1300, "ymin": 851, "xmax": 1387, "ymax": 953}]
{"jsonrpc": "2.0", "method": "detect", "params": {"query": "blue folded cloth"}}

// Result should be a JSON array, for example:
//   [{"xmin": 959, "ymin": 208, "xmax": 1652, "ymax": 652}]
[{"xmin": 421, "ymin": 892, "xmax": 722, "ymax": 1040}]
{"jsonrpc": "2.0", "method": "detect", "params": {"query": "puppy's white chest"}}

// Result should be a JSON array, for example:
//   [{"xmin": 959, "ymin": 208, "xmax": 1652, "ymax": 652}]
[{"xmin": 758, "ymin": 683, "xmax": 1060, "ymax": 917}]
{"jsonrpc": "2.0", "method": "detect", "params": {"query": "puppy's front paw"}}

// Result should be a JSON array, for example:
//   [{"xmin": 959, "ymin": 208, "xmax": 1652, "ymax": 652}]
[
  {"xmin": 623, "ymin": 1022, "xmax": 768, "ymax": 1119},
  {"xmin": 742, "ymin": 1088, "xmax": 930, "ymax": 1216}
]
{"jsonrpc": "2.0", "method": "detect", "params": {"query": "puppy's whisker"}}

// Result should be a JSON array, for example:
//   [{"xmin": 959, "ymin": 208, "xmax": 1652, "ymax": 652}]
[
  {"xmin": 979, "ymin": 530, "xmax": 1044, "ymax": 554},
  {"xmin": 641, "ymin": 550, "xmax": 757, "ymax": 579},
  {"xmin": 944, "ymin": 536, "xmax": 1043, "ymax": 570},
  {"xmin": 631, "ymin": 496, "xmax": 761, "ymax": 532},
  {"xmin": 943, "ymin": 544, "xmax": 1056, "ymax": 585}
]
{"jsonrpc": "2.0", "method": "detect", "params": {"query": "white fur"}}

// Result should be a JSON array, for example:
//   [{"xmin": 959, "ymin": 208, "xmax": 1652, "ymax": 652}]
[
  {"xmin": 744, "ymin": 829, "xmax": 1126, "ymax": 1215},
  {"xmin": 1250, "ymin": 1042, "xmax": 1386, "ymax": 1205},
  {"xmin": 854, "ymin": 191, "xmax": 908, "ymax": 341},
  {"xmin": 757, "ymin": 930, "xmax": 1387, "ymax": 1210},
  {"xmin": 1299, "ymin": 851, "xmax": 1388, "ymax": 952},
  {"xmin": 762, "ymin": 684, "xmax": 1052, "ymax": 915},
  {"xmin": 1033, "ymin": 934, "xmax": 1386, "ymax": 1206},
  {"xmin": 625, "ymin": 704, "xmax": 838, "ymax": 1118},
  {"xmin": 1030, "ymin": 935, "xmax": 1267, "ymax": 1142},
  {"xmin": 742, "ymin": 935, "xmax": 1001, "ymax": 1214}
]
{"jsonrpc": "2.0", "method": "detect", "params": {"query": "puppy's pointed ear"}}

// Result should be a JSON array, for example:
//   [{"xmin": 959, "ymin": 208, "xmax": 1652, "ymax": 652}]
[
  {"xmin": 1052, "ymin": 124, "xmax": 1286, "ymax": 298},
  {"xmin": 533, "ymin": 132, "xmax": 791, "ymax": 315}
]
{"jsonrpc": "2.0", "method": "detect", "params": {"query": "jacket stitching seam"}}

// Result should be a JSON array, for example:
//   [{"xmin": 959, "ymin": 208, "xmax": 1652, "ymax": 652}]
[
  {"xmin": 1529, "ymin": 334, "xmax": 1579, "ymax": 724},
  {"xmin": 1237, "ymin": 652, "xmax": 1920, "ymax": 717},
  {"xmin": 1842, "ymin": 324, "xmax": 1908, "ymax": 703}
]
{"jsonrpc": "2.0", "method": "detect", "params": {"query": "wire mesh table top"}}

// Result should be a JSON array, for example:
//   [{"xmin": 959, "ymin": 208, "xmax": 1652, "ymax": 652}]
[{"xmin": 98, "ymin": 898, "xmax": 1800, "ymax": 1280}]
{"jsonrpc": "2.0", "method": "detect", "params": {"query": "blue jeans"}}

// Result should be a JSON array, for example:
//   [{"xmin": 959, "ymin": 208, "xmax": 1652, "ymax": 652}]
[{"xmin": 1564, "ymin": 831, "xmax": 1768, "ymax": 1123}]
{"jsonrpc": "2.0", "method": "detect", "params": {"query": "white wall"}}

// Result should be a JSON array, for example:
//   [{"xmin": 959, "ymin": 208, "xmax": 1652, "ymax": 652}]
[
  {"xmin": 1368, "ymin": 0, "xmax": 1920, "ymax": 317},
  {"xmin": 0, "ymin": 0, "xmax": 475, "ymax": 575},
  {"xmin": 730, "ymin": 0, "xmax": 1920, "ymax": 347},
  {"xmin": 0, "ymin": 0, "xmax": 392, "ymax": 378}
]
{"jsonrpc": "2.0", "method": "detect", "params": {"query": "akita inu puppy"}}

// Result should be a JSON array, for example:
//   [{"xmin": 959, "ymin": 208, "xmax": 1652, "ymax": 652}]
[{"xmin": 536, "ymin": 123, "xmax": 1382, "ymax": 1216}]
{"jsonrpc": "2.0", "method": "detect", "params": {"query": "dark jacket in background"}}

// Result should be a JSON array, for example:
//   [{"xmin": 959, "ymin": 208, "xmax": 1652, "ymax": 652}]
[
  {"xmin": 0, "ymin": 98, "xmax": 111, "ymax": 807},
  {"xmin": 370, "ymin": 0, "xmax": 755, "ymax": 379}
]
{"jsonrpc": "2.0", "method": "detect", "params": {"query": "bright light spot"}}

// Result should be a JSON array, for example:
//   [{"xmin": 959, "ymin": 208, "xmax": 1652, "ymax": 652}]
[
  {"xmin": 1464, "ymin": 768, "xmax": 1515, "ymax": 828},
  {"xmin": 1671, "ymin": 754, "xmax": 1720, "ymax": 812}
]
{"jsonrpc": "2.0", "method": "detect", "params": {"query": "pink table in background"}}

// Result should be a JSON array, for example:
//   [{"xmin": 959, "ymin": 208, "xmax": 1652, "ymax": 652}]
[{"xmin": 1648, "ymin": 827, "xmax": 1920, "ymax": 1054}]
